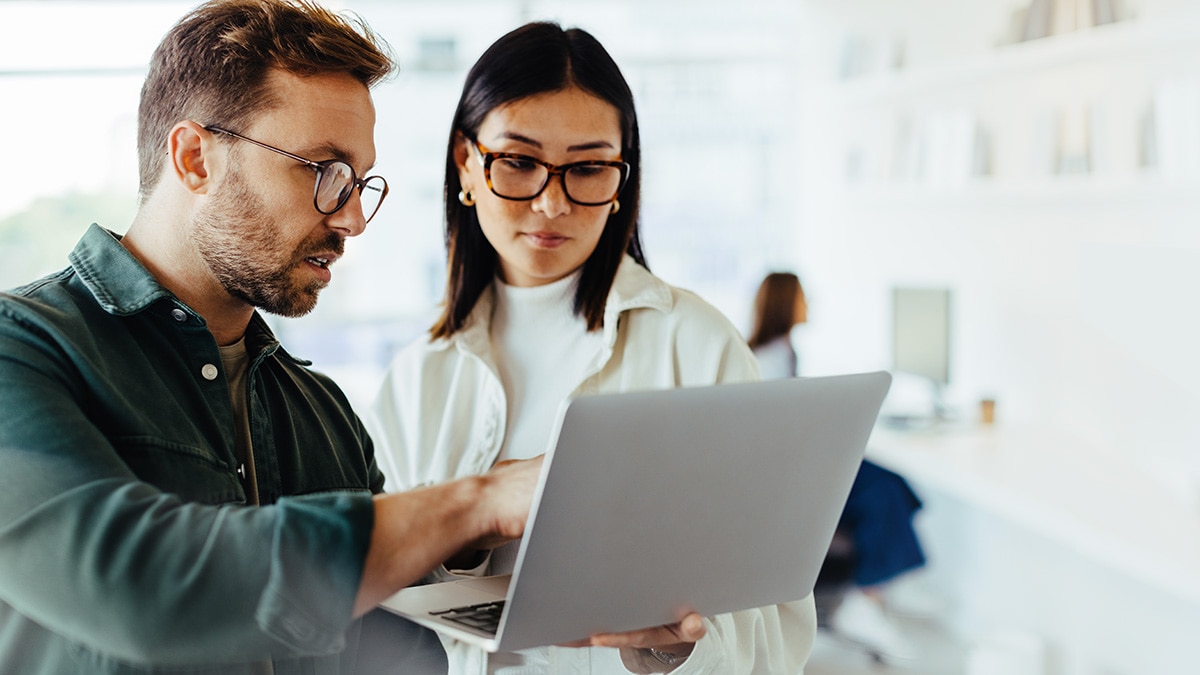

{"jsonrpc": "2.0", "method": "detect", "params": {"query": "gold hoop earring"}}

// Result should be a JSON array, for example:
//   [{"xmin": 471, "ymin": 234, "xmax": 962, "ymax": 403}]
[
  {"xmin": 610, "ymin": 199, "xmax": 620, "ymax": 215},
  {"xmin": 458, "ymin": 189, "xmax": 476, "ymax": 207}
]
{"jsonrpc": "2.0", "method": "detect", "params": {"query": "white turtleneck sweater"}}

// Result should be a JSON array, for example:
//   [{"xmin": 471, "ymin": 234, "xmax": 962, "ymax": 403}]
[
  {"xmin": 487, "ymin": 272, "xmax": 608, "ymax": 673},
  {"xmin": 489, "ymin": 272, "xmax": 605, "ymax": 465}
]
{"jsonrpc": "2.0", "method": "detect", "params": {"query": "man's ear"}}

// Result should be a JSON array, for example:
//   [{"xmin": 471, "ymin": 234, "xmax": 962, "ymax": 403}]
[{"xmin": 167, "ymin": 121, "xmax": 217, "ymax": 195}]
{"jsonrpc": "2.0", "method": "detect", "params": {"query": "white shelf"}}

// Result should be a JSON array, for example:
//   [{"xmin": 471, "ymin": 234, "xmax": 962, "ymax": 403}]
[
  {"xmin": 836, "ymin": 174, "xmax": 1200, "ymax": 207},
  {"xmin": 830, "ymin": 15, "xmax": 1200, "ymax": 108},
  {"xmin": 818, "ymin": 10, "xmax": 1200, "ymax": 202}
]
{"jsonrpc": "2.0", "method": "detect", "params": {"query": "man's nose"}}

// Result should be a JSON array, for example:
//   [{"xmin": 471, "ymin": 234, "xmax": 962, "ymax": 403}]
[{"xmin": 326, "ymin": 191, "xmax": 368, "ymax": 238}]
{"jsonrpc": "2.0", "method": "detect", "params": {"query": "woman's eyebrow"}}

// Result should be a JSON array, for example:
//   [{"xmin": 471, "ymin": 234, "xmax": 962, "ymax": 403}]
[
  {"xmin": 496, "ymin": 132, "xmax": 542, "ymax": 148},
  {"xmin": 567, "ymin": 140, "xmax": 616, "ymax": 152},
  {"xmin": 496, "ymin": 131, "xmax": 616, "ymax": 153}
]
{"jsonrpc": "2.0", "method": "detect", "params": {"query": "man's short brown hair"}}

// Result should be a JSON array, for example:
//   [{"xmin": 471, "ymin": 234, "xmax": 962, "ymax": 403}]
[{"xmin": 136, "ymin": 0, "xmax": 395, "ymax": 199}]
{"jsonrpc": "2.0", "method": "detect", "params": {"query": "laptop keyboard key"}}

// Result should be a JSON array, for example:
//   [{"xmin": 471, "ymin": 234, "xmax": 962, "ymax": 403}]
[{"xmin": 431, "ymin": 600, "xmax": 505, "ymax": 636}]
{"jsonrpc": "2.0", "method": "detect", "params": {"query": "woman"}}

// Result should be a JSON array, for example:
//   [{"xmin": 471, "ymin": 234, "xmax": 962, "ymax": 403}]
[
  {"xmin": 368, "ymin": 22, "xmax": 814, "ymax": 675},
  {"xmin": 747, "ymin": 272, "xmax": 924, "ymax": 664},
  {"xmin": 746, "ymin": 272, "xmax": 808, "ymax": 380}
]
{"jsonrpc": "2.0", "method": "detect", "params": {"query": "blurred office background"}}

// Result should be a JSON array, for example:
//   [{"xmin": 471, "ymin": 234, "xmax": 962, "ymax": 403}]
[{"xmin": 2, "ymin": 1, "xmax": 1198, "ymax": 673}]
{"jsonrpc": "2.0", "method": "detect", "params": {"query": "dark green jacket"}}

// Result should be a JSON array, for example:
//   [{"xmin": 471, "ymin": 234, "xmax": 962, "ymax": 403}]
[{"xmin": 0, "ymin": 225, "xmax": 385, "ymax": 674}]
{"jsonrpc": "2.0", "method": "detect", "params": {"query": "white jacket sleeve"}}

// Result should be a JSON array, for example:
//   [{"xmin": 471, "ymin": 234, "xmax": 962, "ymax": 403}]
[
  {"xmin": 363, "ymin": 341, "xmax": 499, "ymax": 585},
  {"xmin": 663, "ymin": 600, "xmax": 816, "ymax": 675}
]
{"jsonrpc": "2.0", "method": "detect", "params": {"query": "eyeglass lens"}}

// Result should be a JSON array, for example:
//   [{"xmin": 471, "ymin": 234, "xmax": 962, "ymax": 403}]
[
  {"xmin": 316, "ymin": 162, "xmax": 387, "ymax": 222},
  {"xmin": 489, "ymin": 157, "xmax": 623, "ymax": 205}
]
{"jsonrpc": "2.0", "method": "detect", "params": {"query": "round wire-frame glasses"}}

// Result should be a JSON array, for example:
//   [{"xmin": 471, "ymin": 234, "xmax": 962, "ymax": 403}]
[
  {"xmin": 471, "ymin": 140, "xmax": 630, "ymax": 206},
  {"xmin": 204, "ymin": 125, "xmax": 389, "ymax": 223}
]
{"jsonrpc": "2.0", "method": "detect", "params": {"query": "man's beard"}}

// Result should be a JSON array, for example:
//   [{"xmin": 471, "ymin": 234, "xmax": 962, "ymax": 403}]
[{"xmin": 190, "ymin": 174, "xmax": 343, "ymax": 318}]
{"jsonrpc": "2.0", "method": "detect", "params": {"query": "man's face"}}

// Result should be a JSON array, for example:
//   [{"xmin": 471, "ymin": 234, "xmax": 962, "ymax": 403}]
[{"xmin": 190, "ymin": 69, "xmax": 378, "ymax": 317}]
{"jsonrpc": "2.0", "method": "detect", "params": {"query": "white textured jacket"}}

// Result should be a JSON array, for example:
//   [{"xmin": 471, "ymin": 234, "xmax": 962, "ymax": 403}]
[{"xmin": 367, "ymin": 256, "xmax": 816, "ymax": 674}]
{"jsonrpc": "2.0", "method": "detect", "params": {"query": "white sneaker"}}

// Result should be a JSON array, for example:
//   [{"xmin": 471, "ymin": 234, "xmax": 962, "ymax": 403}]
[
  {"xmin": 883, "ymin": 579, "xmax": 947, "ymax": 619},
  {"xmin": 830, "ymin": 588, "xmax": 918, "ymax": 663}
]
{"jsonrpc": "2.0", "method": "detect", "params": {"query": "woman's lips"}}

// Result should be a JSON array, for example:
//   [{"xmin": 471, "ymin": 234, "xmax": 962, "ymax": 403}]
[{"xmin": 523, "ymin": 232, "xmax": 568, "ymax": 248}]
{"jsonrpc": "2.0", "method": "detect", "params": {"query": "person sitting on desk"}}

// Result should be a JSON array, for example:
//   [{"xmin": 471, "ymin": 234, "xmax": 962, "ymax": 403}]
[{"xmin": 747, "ymin": 272, "xmax": 927, "ymax": 664}]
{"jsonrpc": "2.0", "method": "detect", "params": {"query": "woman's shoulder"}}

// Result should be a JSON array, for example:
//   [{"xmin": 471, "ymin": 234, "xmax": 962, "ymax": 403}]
[
  {"xmin": 659, "ymin": 282, "xmax": 744, "ymax": 340},
  {"xmin": 384, "ymin": 330, "xmax": 459, "ymax": 375},
  {"xmin": 612, "ymin": 260, "xmax": 738, "ymax": 331},
  {"xmin": 752, "ymin": 334, "xmax": 794, "ymax": 356},
  {"xmin": 751, "ymin": 336, "xmax": 796, "ymax": 380},
  {"xmin": 608, "ymin": 272, "xmax": 760, "ymax": 384}
]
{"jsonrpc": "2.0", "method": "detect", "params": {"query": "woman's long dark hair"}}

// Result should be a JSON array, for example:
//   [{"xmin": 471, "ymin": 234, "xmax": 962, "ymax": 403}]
[{"xmin": 430, "ymin": 22, "xmax": 646, "ymax": 338}]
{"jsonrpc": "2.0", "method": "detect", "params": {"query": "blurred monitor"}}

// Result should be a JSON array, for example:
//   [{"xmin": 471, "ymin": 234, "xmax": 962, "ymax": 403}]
[{"xmin": 892, "ymin": 288, "xmax": 951, "ymax": 410}]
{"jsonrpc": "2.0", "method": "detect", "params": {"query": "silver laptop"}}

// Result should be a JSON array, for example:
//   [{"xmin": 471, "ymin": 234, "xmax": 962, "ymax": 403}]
[{"xmin": 379, "ymin": 371, "xmax": 892, "ymax": 653}]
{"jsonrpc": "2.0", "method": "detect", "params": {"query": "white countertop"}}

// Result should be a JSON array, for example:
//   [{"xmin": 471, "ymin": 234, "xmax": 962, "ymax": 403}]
[{"xmin": 866, "ymin": 423, "xmax": 1200, "ymax": 605}]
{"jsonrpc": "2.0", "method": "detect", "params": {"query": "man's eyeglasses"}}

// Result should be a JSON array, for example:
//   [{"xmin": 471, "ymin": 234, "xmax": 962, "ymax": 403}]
[
  {"xmin": 204, "ymin": 125, "xmax": 388, "ymax": 223},
  {"xmin": 471, "ymin": 140, "xmax": 629, "ymax": 207}
]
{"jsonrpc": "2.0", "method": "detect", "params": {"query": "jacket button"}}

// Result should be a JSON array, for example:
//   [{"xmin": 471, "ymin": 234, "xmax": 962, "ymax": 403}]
[
  {"xmin": 201, "ymin": 363, "xmax": 219, "ymax": 380},
  {"xmin": 171, "ymin": 308, "xmax": 188, "ymax": 322}
]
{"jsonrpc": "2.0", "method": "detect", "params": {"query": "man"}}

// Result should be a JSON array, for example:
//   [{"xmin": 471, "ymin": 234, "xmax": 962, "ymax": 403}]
[{"xmin": 0, "ymin": 1, "xmax": 541, "ymax": 673}]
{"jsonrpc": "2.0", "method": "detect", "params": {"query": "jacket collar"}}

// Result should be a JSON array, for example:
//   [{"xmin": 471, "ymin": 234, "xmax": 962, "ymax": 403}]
[
  {"xmin": 69, "ymin": 224, "xmax": 176, "ymax": 316},
  {"xmin": 601, "ymin": 254, "xmax": 673, "ymax": 325},
  {"xmin": 67, "ymin": 224, "xmax": 292, "ymax": 362},
  {"xmin": 444, "ymin": 254, "xmax": 672, "ymax": 356}
]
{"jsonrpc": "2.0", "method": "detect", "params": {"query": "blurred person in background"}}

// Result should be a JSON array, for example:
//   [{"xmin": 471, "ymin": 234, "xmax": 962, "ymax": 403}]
[
  {"xmin": 748, "ymin": 272, "xmax": 926, "ymax": 664},
  {"xmin": 367, "ymin": 22, "xmax": 816, "ymax": 675}
]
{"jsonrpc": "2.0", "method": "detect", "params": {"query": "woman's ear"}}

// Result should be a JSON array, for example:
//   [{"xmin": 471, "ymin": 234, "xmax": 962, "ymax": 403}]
[
  {"xmin": 167, "ymin": 121, "xmax": 216, "ymax": 195},
  {"xmin": 453, "ymin": 132, "xmax": 474, "ymax": 186}
]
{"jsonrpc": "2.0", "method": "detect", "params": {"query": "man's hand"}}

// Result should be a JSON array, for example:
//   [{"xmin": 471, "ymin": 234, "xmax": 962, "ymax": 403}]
[
  {"xmin": 354, "ymin": 455, "xmax": 544, "ymax": 616},
  {"xmin": 444, "ymin": 457, "xmax": 545, "ymax": 568},
  {"xmin": 468, "ymin": 456, "xmax": 544, "ymax": 551}
]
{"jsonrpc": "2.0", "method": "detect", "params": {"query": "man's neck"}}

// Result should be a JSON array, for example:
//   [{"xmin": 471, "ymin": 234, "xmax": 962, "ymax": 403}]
[{"xmin": 123, "ymin": 199, "xmax": 253, "ymax": 347}]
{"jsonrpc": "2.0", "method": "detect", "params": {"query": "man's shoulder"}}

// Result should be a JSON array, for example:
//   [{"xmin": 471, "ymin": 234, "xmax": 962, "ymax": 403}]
[
  {"xmin": 4, "ymin": 265, "xmax": 75, "ymax": 297},
  {"xmin": 0, "ymin": 267, "xmax": 91, "ymax": 328}
]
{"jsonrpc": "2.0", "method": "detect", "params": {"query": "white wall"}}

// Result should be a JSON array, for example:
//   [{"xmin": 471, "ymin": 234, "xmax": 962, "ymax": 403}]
[
  {"xmin": 794, "ymin": 0, "xmax": 1200, "ymax": 499},
  {"xmin": 793, "ymin": 2, "xmax": 1200, "ymax": 672}
]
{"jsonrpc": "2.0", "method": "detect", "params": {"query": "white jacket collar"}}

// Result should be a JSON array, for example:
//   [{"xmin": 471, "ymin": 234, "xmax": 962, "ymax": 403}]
[{"xmin": 604, "ymin": 254, "xmax": 673, "ymax": 319}]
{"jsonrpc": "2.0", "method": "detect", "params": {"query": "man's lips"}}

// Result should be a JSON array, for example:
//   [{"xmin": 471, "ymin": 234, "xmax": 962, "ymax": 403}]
[
  {"xmin": 302, "ymin": 253, "xmax": 340, "ymax": 285},
  {"xmin": 304, "ymin": 255, "xmax": 335, "ymax": 269}
]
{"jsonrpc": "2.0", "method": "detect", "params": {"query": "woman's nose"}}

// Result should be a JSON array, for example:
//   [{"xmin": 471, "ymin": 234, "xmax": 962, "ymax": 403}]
[{"xmin": 531, "ymin": 174, "xmax": 572, "ymax": 219}]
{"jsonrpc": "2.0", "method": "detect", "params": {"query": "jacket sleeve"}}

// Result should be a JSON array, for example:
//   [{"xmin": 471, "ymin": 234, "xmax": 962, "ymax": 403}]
[
  {"xmin": 662, "ymin": 600, "xmax": 816, "ymax": 675},
  {"xmin": 0, "ymin": 304, "xmax": 374, "ymax": 667},
  {"xmin": 366, "ymin": 343, "xmax": 504, "ymax": 585}
]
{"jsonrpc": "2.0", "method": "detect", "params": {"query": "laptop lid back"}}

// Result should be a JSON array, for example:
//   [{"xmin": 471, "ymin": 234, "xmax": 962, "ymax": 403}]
[{"xmin": 494, "ymin": 371, "xmax": 891, "ymax": 652}]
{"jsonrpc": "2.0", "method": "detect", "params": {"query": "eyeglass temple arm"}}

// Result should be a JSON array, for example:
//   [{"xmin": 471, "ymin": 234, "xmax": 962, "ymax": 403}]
[{"xmin": 203, "ymin": 125, "xmax": 322, "ymax": 170}]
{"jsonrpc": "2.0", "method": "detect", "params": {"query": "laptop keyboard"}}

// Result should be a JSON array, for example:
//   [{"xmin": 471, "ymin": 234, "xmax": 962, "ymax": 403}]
[{"xmin": 430, "ymin": 600, "xmax": 505, "ymax": 635}]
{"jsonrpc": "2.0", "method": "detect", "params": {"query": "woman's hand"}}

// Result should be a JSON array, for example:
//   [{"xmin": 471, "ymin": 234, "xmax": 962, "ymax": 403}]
[{"xmin": 560, "ymin": 612, "xmax": 706, "ymax": 672}]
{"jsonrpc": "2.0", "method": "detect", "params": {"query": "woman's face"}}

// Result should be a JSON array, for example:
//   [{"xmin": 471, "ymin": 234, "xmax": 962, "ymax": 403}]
[
  {"xmin": 457, "ymin": 86, "xmax": 623, "ymax": 287},
  {"xmin": 793, "ymin": 290, "xmax": 808, "ymax": 325}
]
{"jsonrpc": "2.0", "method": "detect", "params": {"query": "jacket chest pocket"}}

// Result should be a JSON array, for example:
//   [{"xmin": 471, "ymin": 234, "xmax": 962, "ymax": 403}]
[{"xmin": 112, "ymin": 436, "xmax": 244, "ymax": 505}]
